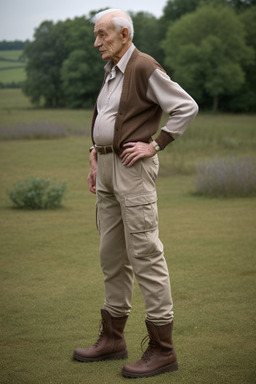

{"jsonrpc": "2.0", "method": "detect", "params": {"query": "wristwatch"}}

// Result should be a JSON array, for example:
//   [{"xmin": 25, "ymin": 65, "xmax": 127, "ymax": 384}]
[{"xmin": 152, "ymin": 140, "xmax": 161, "ymax": 152}]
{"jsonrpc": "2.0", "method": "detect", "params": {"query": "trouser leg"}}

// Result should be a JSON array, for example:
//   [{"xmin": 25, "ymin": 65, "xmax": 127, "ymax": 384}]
[
  {"xmin": 98, "ymin": 193, "xmax": 134, "ymax": 317},
  {"xmin": 119, "ymin": 195, "xmax": 173, "ymax": 325},
  {"xmin": 113, "ymin": 154, "xmax": 174, "ymax": 325},
  {"xmin": 96, "ymin": 166, "xmax": 134, "ymax": 318}
]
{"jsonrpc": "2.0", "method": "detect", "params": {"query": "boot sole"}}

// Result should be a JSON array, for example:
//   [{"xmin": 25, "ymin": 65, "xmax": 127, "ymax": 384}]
[
  {"xmin": 122, "ymin": 360, "xmax": 178, "ymax": 378},
  {"xmin": 73, "ymin": 349, "xmax": 128, "ymax": 363}
]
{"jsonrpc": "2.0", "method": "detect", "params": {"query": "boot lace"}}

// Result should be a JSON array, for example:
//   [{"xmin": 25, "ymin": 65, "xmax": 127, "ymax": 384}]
[
  {"xmin": 140, "ymin": 333, "xmax": 157, "ymax": 363},
  {"xmin": 94, "ymin": 319, "xmax": 106, "ymax": 347}
]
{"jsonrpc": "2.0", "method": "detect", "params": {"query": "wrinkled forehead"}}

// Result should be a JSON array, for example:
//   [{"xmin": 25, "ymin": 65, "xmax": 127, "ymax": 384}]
[{"xmin": 94, "ymin": 14, "xmax": 116, "ymax": 34}]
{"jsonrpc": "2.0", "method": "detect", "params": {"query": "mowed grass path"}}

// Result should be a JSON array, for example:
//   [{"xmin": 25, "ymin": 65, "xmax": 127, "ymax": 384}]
[{"xmin": 0, "ymin": 92, "xmax": 256, "ymax": 383}]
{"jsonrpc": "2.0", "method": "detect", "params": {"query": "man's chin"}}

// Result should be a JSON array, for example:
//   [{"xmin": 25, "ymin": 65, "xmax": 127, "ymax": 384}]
[{"xmin": 101, "ymin": 53, "xmax": 110, "ymax": 61}]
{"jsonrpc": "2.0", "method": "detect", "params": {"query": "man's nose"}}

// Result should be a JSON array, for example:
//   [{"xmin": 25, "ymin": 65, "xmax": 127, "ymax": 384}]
[{"xmin": 94, "ymin": 36, "xmax": 101, "ymax": 47}]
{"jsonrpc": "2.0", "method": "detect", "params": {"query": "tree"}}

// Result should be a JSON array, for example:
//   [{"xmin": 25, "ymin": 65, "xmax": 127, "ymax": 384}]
[
  {"xmin": 223, "ymin": 6, "xmax": 256, "ymax": 111},
  {"xmin": 226, "ymin": 0, "xmax": 256, "ymax": 10},
  {"xmin": 161, "ymin": 0, "xmax": 201, "ymax": 24},
  {"xmin": 60, "ymin": 17, "xmax": 103, "ymax": 108},
  {"xmin": 23, "ymin": 20, "xmax": 71, "ymax": 107},
  {"xmin": 158, "ymin": 0, "xmax": 254, "ymax": 57},
  {"xmin": 61, "ymin": 49, "xmax": 102, "ymax": 108},
  {"xmin": 22, "ymin": 14, "xmax": 106, "ymax": 108},
  {"xmin": 158, "ymin": 0, "xmax": 228, "ymax": 68},
  {"xmin": 160, "ymin": 0, "xmax": 255, "ymax": 26},
  {"xmin": 162, "ymin": 4, "xmax": 254, "ymax": 110},
  {"xmin": 130, "ymin": 12, "xmax": 163, "ymax": 64},
  {"xmin": 0, "ymin": 40, "xmax": 29, "ymax": 50}
]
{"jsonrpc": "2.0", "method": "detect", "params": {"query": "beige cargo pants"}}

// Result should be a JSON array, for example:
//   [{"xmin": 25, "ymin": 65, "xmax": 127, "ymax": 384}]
[{"xmin": 96, "ymin": 152, "xmax": 174, "ymax": 325}]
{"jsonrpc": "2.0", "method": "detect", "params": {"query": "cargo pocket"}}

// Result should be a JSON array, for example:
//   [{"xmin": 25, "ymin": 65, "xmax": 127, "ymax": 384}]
[{"xmin": 124, "ymin": 190, "xmax": 163, "ymax": 257}]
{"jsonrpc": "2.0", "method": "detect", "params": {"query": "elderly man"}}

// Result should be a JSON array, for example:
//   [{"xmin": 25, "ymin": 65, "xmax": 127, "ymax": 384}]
[{"xmin": 73, "ymin": 9, "xmax": 198, "ymax": 378}]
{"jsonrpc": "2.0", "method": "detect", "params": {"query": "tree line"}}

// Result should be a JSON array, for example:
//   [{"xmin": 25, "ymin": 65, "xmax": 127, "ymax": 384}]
[
  {"xmin": 13, "ymin": 0, "xmax": 256, "ymax": 110},
  {"xmin": 0, "ymin": 40, "xmax": 29, "ymax": 50}
]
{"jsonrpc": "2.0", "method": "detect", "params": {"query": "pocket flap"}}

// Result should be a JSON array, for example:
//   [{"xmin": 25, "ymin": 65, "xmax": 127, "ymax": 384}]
[{"xmin": 125, "ymin": 190, "xmax": 157, "ymax": 207}]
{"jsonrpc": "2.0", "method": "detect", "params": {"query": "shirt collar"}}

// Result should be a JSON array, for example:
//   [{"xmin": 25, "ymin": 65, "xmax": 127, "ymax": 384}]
[{"xmin": 104, "ymin": 43, "xmax": 135, "ymax": 75}]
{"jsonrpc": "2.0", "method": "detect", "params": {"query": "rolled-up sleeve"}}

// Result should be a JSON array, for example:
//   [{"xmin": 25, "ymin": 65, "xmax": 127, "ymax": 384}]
[{"xmin": 147, "ymin": 69, "xmax": 199, "ymax": 149}]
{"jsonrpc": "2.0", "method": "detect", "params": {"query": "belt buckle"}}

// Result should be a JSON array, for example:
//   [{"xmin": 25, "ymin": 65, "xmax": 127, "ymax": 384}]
[
  {"xmin": 95, "ymin": 144, "xmax": 112, "ymax": 154},
  {"xmin": 95, "ymin": 144, "xmax": 101, "ymax": 153}
]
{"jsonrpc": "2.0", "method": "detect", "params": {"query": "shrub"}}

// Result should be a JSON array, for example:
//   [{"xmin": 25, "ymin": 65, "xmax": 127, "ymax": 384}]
[
  {"xmin": 8, "ymin": 177, "xmax": 67, "ymax": 209},
  {"xmin": 195, "ymin": 157, "xmax": 256, "ymax": 197}
]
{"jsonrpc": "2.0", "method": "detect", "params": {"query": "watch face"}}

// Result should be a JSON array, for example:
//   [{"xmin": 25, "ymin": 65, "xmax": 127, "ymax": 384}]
[
  {"xmin": 152, "ymin": 141, "xmax": 158, "ymax": 150},
  {"xmin": 153, "ymin": 142, "xmax": 160, "ymax": 151}
]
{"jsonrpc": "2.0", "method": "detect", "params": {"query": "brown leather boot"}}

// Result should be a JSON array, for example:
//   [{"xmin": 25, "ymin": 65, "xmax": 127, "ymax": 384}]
[
  {"xmin": 73, "ymin": 309, "xmax": 128, "ymax": 362},
  {"xmin": 122, "ymin": 320, "xmax": 178, "ymax": 378}
]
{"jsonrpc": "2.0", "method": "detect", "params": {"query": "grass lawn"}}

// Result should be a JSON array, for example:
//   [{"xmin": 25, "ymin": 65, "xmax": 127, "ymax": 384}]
[
  {"xmin": 0, "ymin": 61, "xmax": 25, "ymax": 69},
  {"xmin": 0, "ymin": 91, "xmax": 256, "ymax": 383},
  {"xmin": 0, "ymin": 67, "xmax": 26, "ymax": 84},
  {"xmin": 0, "ymin": 50, "xmax": 23, "ymax": 61}
]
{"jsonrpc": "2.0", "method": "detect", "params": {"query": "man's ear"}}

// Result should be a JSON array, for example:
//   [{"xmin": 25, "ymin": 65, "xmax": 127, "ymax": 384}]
[{"xmin": 121, "ymin": 27, "xmax": 130, "ymax": 43}]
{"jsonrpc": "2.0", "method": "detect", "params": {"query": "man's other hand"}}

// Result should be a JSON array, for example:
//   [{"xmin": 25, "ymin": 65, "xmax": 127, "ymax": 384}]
[{"xmin": 87, "ymin": 148, "xmax": 97, "ymax": 194}]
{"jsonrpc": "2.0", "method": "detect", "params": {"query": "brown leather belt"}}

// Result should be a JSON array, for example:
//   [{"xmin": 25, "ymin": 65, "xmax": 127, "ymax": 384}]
[{"xmin": 94, "ymin": 145, "xmax": 113, "ymax": 154}]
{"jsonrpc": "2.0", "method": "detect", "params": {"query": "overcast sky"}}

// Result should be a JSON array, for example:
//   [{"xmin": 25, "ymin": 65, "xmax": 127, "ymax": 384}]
[{"xmin": 0, "ymin": 0, "xmax": 168, "ymax": 41}]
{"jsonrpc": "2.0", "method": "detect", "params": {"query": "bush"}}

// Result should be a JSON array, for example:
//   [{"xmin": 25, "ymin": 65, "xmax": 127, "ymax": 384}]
[
  {"xmin": 8, "ymin": 177, "xmax": 67, "ymax": 209},
  {"xmin": 195, "ymin": 157, "xmax": 256, "ymax": 197}
]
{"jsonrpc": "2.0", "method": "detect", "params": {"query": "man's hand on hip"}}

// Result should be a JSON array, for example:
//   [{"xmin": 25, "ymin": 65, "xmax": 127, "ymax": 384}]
[{"xmin": 120, "ymin": 142, "xmax": 156, "ymax": 167}]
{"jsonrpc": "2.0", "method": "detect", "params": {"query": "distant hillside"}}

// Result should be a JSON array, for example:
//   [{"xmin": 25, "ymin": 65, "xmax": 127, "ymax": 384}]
[{"xmin": 0, "ymin": 50, "xmax": 26, "ymax": 87}]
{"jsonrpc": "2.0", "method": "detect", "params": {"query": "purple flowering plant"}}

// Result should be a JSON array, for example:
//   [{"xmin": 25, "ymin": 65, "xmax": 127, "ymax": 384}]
[
  {"xmin": 195, "ymin": 157, "xmax": 256, "ymax": 197},
  {"xmin": 0, "ymin": 122, "xmax": 68, "ymax": 140}
]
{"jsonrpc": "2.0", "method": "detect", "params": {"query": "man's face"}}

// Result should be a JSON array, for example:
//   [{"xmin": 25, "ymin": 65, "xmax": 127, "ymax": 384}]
[{"xmin": 94, "ymin": 16, "xmax": 124, "ymax": 64}]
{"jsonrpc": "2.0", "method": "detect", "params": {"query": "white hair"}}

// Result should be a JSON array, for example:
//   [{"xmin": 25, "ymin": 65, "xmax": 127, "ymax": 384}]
[{"xmin": 91, "ymin": 9, "xmax": 134, "ymax": 40}]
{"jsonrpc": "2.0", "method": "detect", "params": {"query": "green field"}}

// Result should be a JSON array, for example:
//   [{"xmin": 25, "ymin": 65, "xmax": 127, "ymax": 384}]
[
  {"xmin": 0, "ymin": 50, "xmax": 23, "ymax": 61},
  {"xmin": 0, "ymin": 50, "xmax": 26, "ymax": 84},
  {"xmin": 0, "ymin": 61, "xmax": 24, "ymax": 69},
  {"xmin": 0, "ymin": 90, "xmax": 256, "ymax": 383}
]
